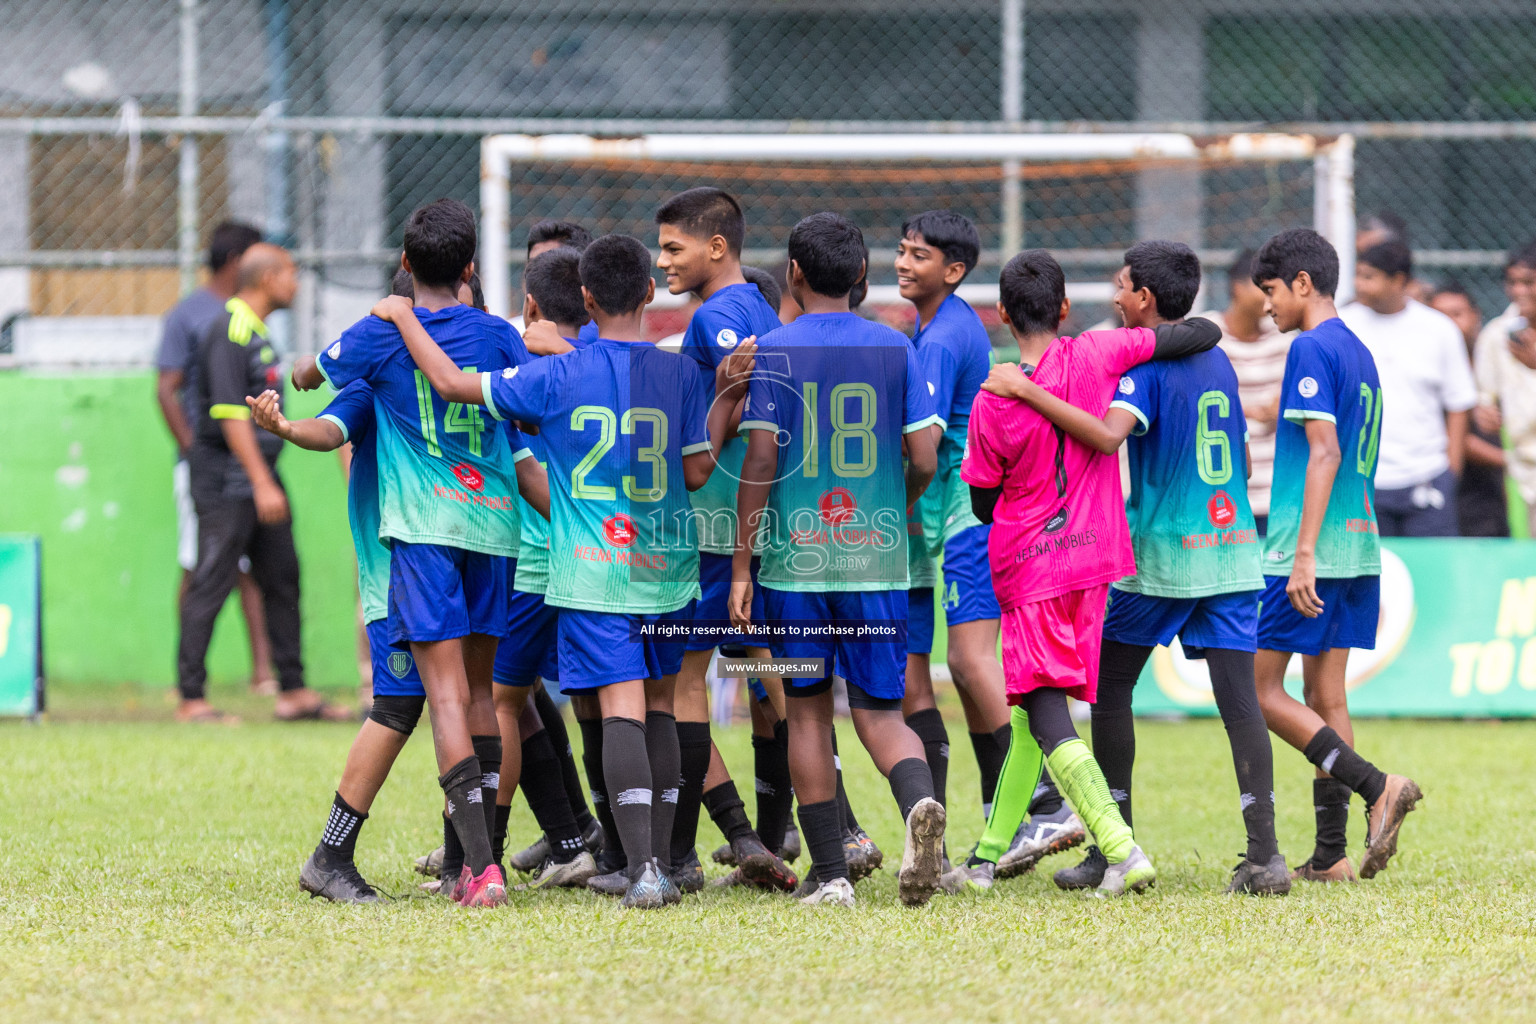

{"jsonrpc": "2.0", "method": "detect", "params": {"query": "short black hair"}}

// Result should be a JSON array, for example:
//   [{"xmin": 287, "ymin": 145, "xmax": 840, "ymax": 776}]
[
  {"xmin": 403, "ymin": 199, "xmax": 477, "ymax": 288},
  {"xmin": 1359, "ymin": 239, "xmax": 1412, "ymax": 279},
  {"xmin": 900, "ymin": 210, "xmax": 981, "ymax": 279},
  {"xmin": 389, "ymin": 266, "xmax": 414, "ymax": 299},
  {"xmin": 999, "ymin": 249, "xmax": 1066, "ymax": 335},
  {"xmin": 1430, "ymin": 278, "xmax": 1477, "ymax": 309},
  {"xmin": 787, "ymin": 212, "xmax": 866, "ymax": 298},
  {"xmin": 526, "ymin": 219, "xmax": 592, "ymax": 255},
  {"xmin": 741, "ymin": 265, "xmax": 782, "ymax": 313},
  {"xmin": 578, "ymin": 234, "xmax": 653, "ymax": 316},
  {"xmin": 525, "ymin": 247, "xmax": 589, "ymax": 327},
  {"xmin": 1506, "ymin": 242, "xmax": 1536, "ymax": 272},
  {"xmin": 656, "ymin": 187, "xmax": 745, "ymax": 257},
  {"xmin": 1227, "ymin": 248, "xmax": 1257, "ymax": 292},
  {"xmin": 1361, "ymin": 210, "xmax": 1410, "ymax": 247},
  {"xmin": 1252, "ymin": 228, "xmax": 1339, "ymax": 298},
  {"xmin": 208, "ymin": 222, "xmax": 263, "ymax": 273},
  {"xmin": 1124, "ymin": 240, "xmax": 1201, "ymax": 321}
]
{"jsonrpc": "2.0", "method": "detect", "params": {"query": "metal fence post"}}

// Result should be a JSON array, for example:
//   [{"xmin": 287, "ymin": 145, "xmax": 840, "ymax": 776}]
[
  {"xmin": 1000, "ymin": 0, "xmax": 1024, "ymax": 257},
  {"xmin": 177, "ymin": 0, "xmax": 199, "ymax": 298}
]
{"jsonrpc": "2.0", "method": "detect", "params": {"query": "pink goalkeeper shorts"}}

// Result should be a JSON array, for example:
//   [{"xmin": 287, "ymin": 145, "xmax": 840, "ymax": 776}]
[{"xmin": 1000, "ymin": 583, "xmax": 1109, "ymax": 705}]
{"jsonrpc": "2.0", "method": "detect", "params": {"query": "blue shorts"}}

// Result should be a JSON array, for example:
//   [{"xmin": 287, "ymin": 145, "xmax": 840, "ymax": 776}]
[
  {"xmin": 1257, "ymin": 574, "xmax": 1380, "ymax": 657},
  {"xmin": 556, "ymin": 602, "xmax": 695, "ymax": 691},
  {"xmin": 940, "ymin": 524, "xmax": 1002, "ymax": 625},
  {"xmin": 908, "ymin": 587, "xmax": 935, "ymax": 656},
  {"xmin": 493, "ymin": 587, "xmax": 560, "ymax": 687},
  {"xmin": 687, "ymin": 553, "xmax": 766, "ymax": 652},
  {"xmin": 1102, "ymin": 588, "xmax": 1259, "ymax": 656},
  {"xmin": 762, "ymin": 588, "xmax": 907, "ymax": 705},
  {"xmin": 387, "ymin": 542, "xmax": 510, "ymax": 643},
  {"xmin": 366, "ymin": 618, "xmax": 425, "ymax": 697}
]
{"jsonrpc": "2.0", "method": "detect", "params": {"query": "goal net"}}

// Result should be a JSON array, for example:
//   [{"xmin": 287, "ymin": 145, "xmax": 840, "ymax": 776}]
[{"xmin": 480, "ymin": 132, "xmax": 1354, "ymax": 342}]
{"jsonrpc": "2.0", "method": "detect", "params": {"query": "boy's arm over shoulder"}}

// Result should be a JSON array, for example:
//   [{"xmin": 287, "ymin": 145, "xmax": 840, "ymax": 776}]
[
  {"xmin": 482, "ymin": 357, "xmax": 557, "ymax": 427},
  {"xmin": 315, "ymin": 316, "xmax": 391, "ymax": 391}
]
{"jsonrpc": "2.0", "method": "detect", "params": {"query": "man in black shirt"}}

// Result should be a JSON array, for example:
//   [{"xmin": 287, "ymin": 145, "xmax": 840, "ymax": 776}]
[{"xmin": 178, "ymin": 243, "xmax": 344, "ymax": 722}]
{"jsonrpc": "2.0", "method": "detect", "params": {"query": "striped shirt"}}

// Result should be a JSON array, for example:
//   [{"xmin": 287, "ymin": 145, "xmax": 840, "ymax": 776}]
[{"xmin": 1202, "ymin": 309, "xmax": 1293, "ymax": 517}]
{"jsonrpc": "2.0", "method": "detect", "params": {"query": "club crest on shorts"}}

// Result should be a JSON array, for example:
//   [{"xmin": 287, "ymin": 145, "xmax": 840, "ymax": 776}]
[
  {"xmin": 604, "ymin": 513, "xmax": 636, "ymax": 547},
  {"xmin": 388, "ymin": 652, "xmax": 412, "ymax": 679},
  {"xmin": 716, "ymin": 328, "xmax": 739, "ymax": 348},
  {"xmin": 1207, "ymin": 490, "xmax": 1237, "ymax": 528},
  {"xmin": 818, "ymin": 487, "xmax": 857, "ymax": 526},
  {"xmin": 451, "ymin": 462, "xmax": 485, "ymax": 492}
]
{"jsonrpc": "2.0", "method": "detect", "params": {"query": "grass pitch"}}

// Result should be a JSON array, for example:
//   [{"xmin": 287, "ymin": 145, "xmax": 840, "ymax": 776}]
[{"xmin": 2, "ymin": 684, "xmax": 1532, "ymax": 1023}]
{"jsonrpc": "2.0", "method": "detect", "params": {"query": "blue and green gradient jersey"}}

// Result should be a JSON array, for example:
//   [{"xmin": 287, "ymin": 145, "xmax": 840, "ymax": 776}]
[
  {"xmin": 317, "ymin": 304, "xmax": 530, "ymax": 557},
  {"xmin": 739, "ymin": 312, "xmax": 940, "ymax": 593},
  {"xmin": 1265, "ymin": 317, "xmax": 1382, "ymax": 578},
  {"xmin": 513, "ymin": 333, "xmax": 592, "ymax": 596},
  {"xmin": 317, "ymin": 382, "xmax": 388, "ymax": 622},
  {"xmin": 481, "ymin": 338, "xmax": 709, "ymax": 614},
  {"xmin": 1108, "ymin": 348, "xmax": 1264, "ymax": 598},
  {"xmin": 912, "ymin": 292, "xmax": 991, "ymax": 554},
  {"xmin": 678, "ymin": 283, "xmax": 784, "ymax": 555}
]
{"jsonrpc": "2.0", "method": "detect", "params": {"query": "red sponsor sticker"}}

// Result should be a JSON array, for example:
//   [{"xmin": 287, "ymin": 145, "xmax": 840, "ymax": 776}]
[
  {"xmin": 604, "ymin": 513, "xmax": 636, "ymax": 547},
  {"xmin": 1207, "ymin": 490, "xmax": 1236, "ymax": 529},
  {"xmin": 451, "ymin": 462, "xmax": 485, "ymax": 493},
  {"xmin": 818, "ymin": 487, "xmax": 857, "ymax": 526}
]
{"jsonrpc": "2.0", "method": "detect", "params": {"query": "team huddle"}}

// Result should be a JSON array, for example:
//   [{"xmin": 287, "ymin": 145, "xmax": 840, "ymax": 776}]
[{"xmin": 222, "ymin": 186, "xmax": 1421, "ymax": 909}]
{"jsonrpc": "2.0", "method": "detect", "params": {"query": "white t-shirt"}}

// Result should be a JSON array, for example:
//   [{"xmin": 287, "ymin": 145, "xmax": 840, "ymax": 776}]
[
  {"xmin": 1341, "ymin": 299, "xmax": 1477, "ymax": 490},
  {"xmin": 1475, "ymin": 304, "xmax": 1536, "ymax": 503}
]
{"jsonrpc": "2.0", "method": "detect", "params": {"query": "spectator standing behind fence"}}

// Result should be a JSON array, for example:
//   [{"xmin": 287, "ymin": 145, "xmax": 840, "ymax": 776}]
[
  {"xmin": 1341, "ymin": 240, "xmax": 1475, "ymax": 537},
  {"xmin": 1200, "ymin": 249, "xmax": 1291, "ymax": 535},
  {"xmin": 1430, "ymin": 283, "xmax": 1509, "ymax": 537},
  {"xmin": 154, "ymin": 223, "xmax": 279, "ymax": 695},
  {"xmin": 176, "ymin": 243, "xmax": 347, "ymax": 723},
  {"xmin": 1474, "ymin": 244, "xmax": 1536, "ymax": 537}
]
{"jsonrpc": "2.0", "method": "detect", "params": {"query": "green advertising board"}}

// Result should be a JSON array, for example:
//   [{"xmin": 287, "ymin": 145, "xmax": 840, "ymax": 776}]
[
  {"xmin": 1134, "ymin": 538, "xmax": 1536, "ymax": 718},
  {"xmin": 0, "ymin": 536, "xmax": 42, "ymax": 717}
]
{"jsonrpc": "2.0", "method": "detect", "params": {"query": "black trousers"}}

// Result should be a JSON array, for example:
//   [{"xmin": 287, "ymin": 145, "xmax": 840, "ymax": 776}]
[{"xmin": 177, "ymin": 490, "xmax": 304, "ymax": 700}]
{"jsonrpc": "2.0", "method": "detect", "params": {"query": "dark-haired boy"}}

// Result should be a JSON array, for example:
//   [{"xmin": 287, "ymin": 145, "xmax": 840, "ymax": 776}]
[
  {"xmin": 729, "ymin": 211, "xmax": 946, "ymax": 908},
  {"xmin": 1248, "ymin": 228, "xmax": 1421, "ymax": 882},
  {"xmin": 973, "ymin": 241, "xmax": 1287, "ymax": 894},
  {"xmin": 294, "ymin": 199, "xmax": 531, "ymax": 908},
  {"xmin": 379, "ymin": 234, "xmax": 750, "ymax": 909},
  {"xmin": 655, "ymin": 187, "xmax": 798, "ymax": 893},
  {"xmin": 957, "ymin": 249, "xmax": 1224, "ymax": 896}
]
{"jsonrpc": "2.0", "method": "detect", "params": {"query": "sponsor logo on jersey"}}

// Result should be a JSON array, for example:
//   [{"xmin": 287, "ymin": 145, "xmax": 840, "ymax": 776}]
[
  {"xmin": 1043, "ymin": 505, "xmax": 1070, "ymax": 533},
  {"xmin": 716, "ymin": 329, "xmax": 739, "ymax": 348},
  {"xmin": 451, "ymin": 462, "xmax": 485, "ymax": 492},
  {"xmin": 1298, "ymin": 376, "xmax": 1319, "ymax": 398},
  {"xmin": 818, "ymin": 487, "xmax": 857, "ymax": 526},
  {"xmin": 927, "ymin": 380, "xmax": 936, "ymax": 395},
  {"xmin": 327, "ymin": 341, "xmax": 341, "ymax": 359},
  {"xmin": 502, "ymin": 366, "xmax": 518, "ymax": 378},
  {"xmin": 388, "ymin": 652, "xmax": 412, "ymax": 679},
  {"xmin": 604, "ymin": 513, "xmax": 636, "ymax": 547},
  {"xmin": 259, "ymin": 345, "xmax": 275, "ymax": 365},
  {"xmin": 1118, "ymin": 376, "xmax": 1135, "ymax": 395},
  {"xmin": 1207, "ymin": 490, "xmax": 1237, "ymax": 528}
]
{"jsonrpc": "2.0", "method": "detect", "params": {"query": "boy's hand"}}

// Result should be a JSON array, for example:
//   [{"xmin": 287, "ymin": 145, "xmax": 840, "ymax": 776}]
[
  {"xmin": 983, "ymin": 363, "xmax": 1035, "ymax": 401},
  {"xmin": 718, "ymin": 336, "xmax": 757, "ymax": 391},
  {"xmin": 1286, "ymin": 551, "xmax": 1325, "ymax": 618},
  {"xmin": 728, "ymin": 580, "xmax": 756, "ymax": 632},
  {"xmin": 253, "ymin": 479, "xmax": 291, "ymax": 525},
  {"xmin": 371, "ymin": 295, "xmax": 414, "ymax": 324},
  {"xmin": 246, "ymin": 390, "xmax": 291, "ymax": 439},
  {"xmin": 523, "ymin": 319, "xmax": 575, "ymax": 356},
  {"xmin": 1474, "ymin": 403, "xmax": 1503, "ymax": 435}
]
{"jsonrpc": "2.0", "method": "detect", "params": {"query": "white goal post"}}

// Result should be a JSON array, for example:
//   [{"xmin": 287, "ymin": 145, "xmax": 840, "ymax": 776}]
[{"xmin": 479, "ymin": 132, "xmax": 1355, "ymax": 321}]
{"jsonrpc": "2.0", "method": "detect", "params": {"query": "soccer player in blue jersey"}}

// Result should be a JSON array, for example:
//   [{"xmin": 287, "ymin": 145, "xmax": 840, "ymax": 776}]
[
  {"xmin": 1245, "ymin": 229, "xmax": 1421, "ymax": 883},
  {"xmin": 729, "ymin": 212, "xmax": 947, "ymax": 908},
  {"xmin": 293, "ymin": 199, "xmax": 531, "ymax": 908},
  {"xmin": 381, "ymin": 233, "xmax": 753, "ymax": 909},
  {"xmin": 969, "ymin": 241, "xmax": 1289, "ymax": 895},
  {"xmin": 655, "ymin": 188, "xmax": 799, "ymax": 893}
]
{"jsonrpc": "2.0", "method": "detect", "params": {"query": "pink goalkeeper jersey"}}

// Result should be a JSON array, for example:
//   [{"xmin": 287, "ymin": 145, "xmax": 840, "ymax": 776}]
[{"xmin": 960, "ymin": 326, "xmax": 1157, "ymax": 609}]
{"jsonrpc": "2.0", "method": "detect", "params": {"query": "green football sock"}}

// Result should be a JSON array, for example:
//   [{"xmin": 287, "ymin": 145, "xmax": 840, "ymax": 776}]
[
  {"xmin": 1045, "ymin": 738, "xmax": 1135, "ymax": 863},
  {"xmin": 974, "ymin": 706, "xmax": 1043, "ymax": 864}
]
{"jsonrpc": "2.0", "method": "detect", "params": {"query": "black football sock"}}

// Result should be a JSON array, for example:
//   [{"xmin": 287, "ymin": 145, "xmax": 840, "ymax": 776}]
[
  {"xmin": 645, "ymin": 711, "xmax": 681, "ymax": 874},
  {"xmin": 831, "ymin": 727, "xmax": 861, "ymax": 834},
  {"xmin": 492, "ymin": 803, "xmax": 512, "ymax": 868},
  {"xmin": 799, "ymin": 799, "xmax": 849, "ymax": 884},
  {"xmin": 521, "ymin": 727, "xmax": 585, "ymax": 863},
  {"xmin": 904, "ymin": 708, "xmax": 949, "ymax": 810},
  {"xmin": 472, "ymin": 734, "xmax": 502, "ymax": 849},
  {"xmin": 887, "ymin": 756, "xmax": 936, "ymax": 820},
  {"xmin": 1303, "ymin": 726, "xmax": 1387, "ymax": 806},
  {"xmin": 535, "ymin": 685, "xmax": 596, "ymax": 832},
  {"xmin": 579, "ymin": 716, "xmax": 621, "ymax": 865},
  {"xmin": 602, "ymin": 716, "xmax": 652, "ymax": 880},
  {"xmin": 1028, "ymin": 771, "xmax": 1064, "ymax": 817},
  {"xmin": 670, "ymin": 721, "xmax": 712, "ymax": 868},
  {"xmin": 753, "ymin": 718, "xmax": 794, "ymax": 854},
  {"xmin": 1311, "ymin": 777, "xmax": 1353, "ymax": 868},
  {"xmin": 703, "ymin": 780, "xmax": 755, "ymax": 844},
  {"xmin": 971, "ymin": 726, "xmax": 1009, "ymax": 819},
  {"xmin": 1206, "ymin": 648, "xmax": 1280, "ymax": 863},
  {"xmin": 318, "ymin": 792, "xmax": 366, "ymax": 864},
  {"xmin": 1094, "ymin": 639, "xmax": 1150, "ymax": 831},
  {"xmin": 439, "ymin": 755, "xmax": 494, "ymax": 875},
  {"xmin": 440, "ymin": 812, "xmax": 464, "ymax": 883}
]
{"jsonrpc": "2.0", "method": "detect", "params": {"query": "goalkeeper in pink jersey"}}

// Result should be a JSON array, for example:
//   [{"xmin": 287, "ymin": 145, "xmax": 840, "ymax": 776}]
[{"xmin": 954, "ymin": 249, "xmax": 1221, "ymax": 895}]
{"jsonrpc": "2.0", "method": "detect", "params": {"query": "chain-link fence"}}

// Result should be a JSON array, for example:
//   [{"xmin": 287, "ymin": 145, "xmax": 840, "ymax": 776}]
[{"xmin": 3, "ymin": 0, "xmax": 1536, "ymax": 356}]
